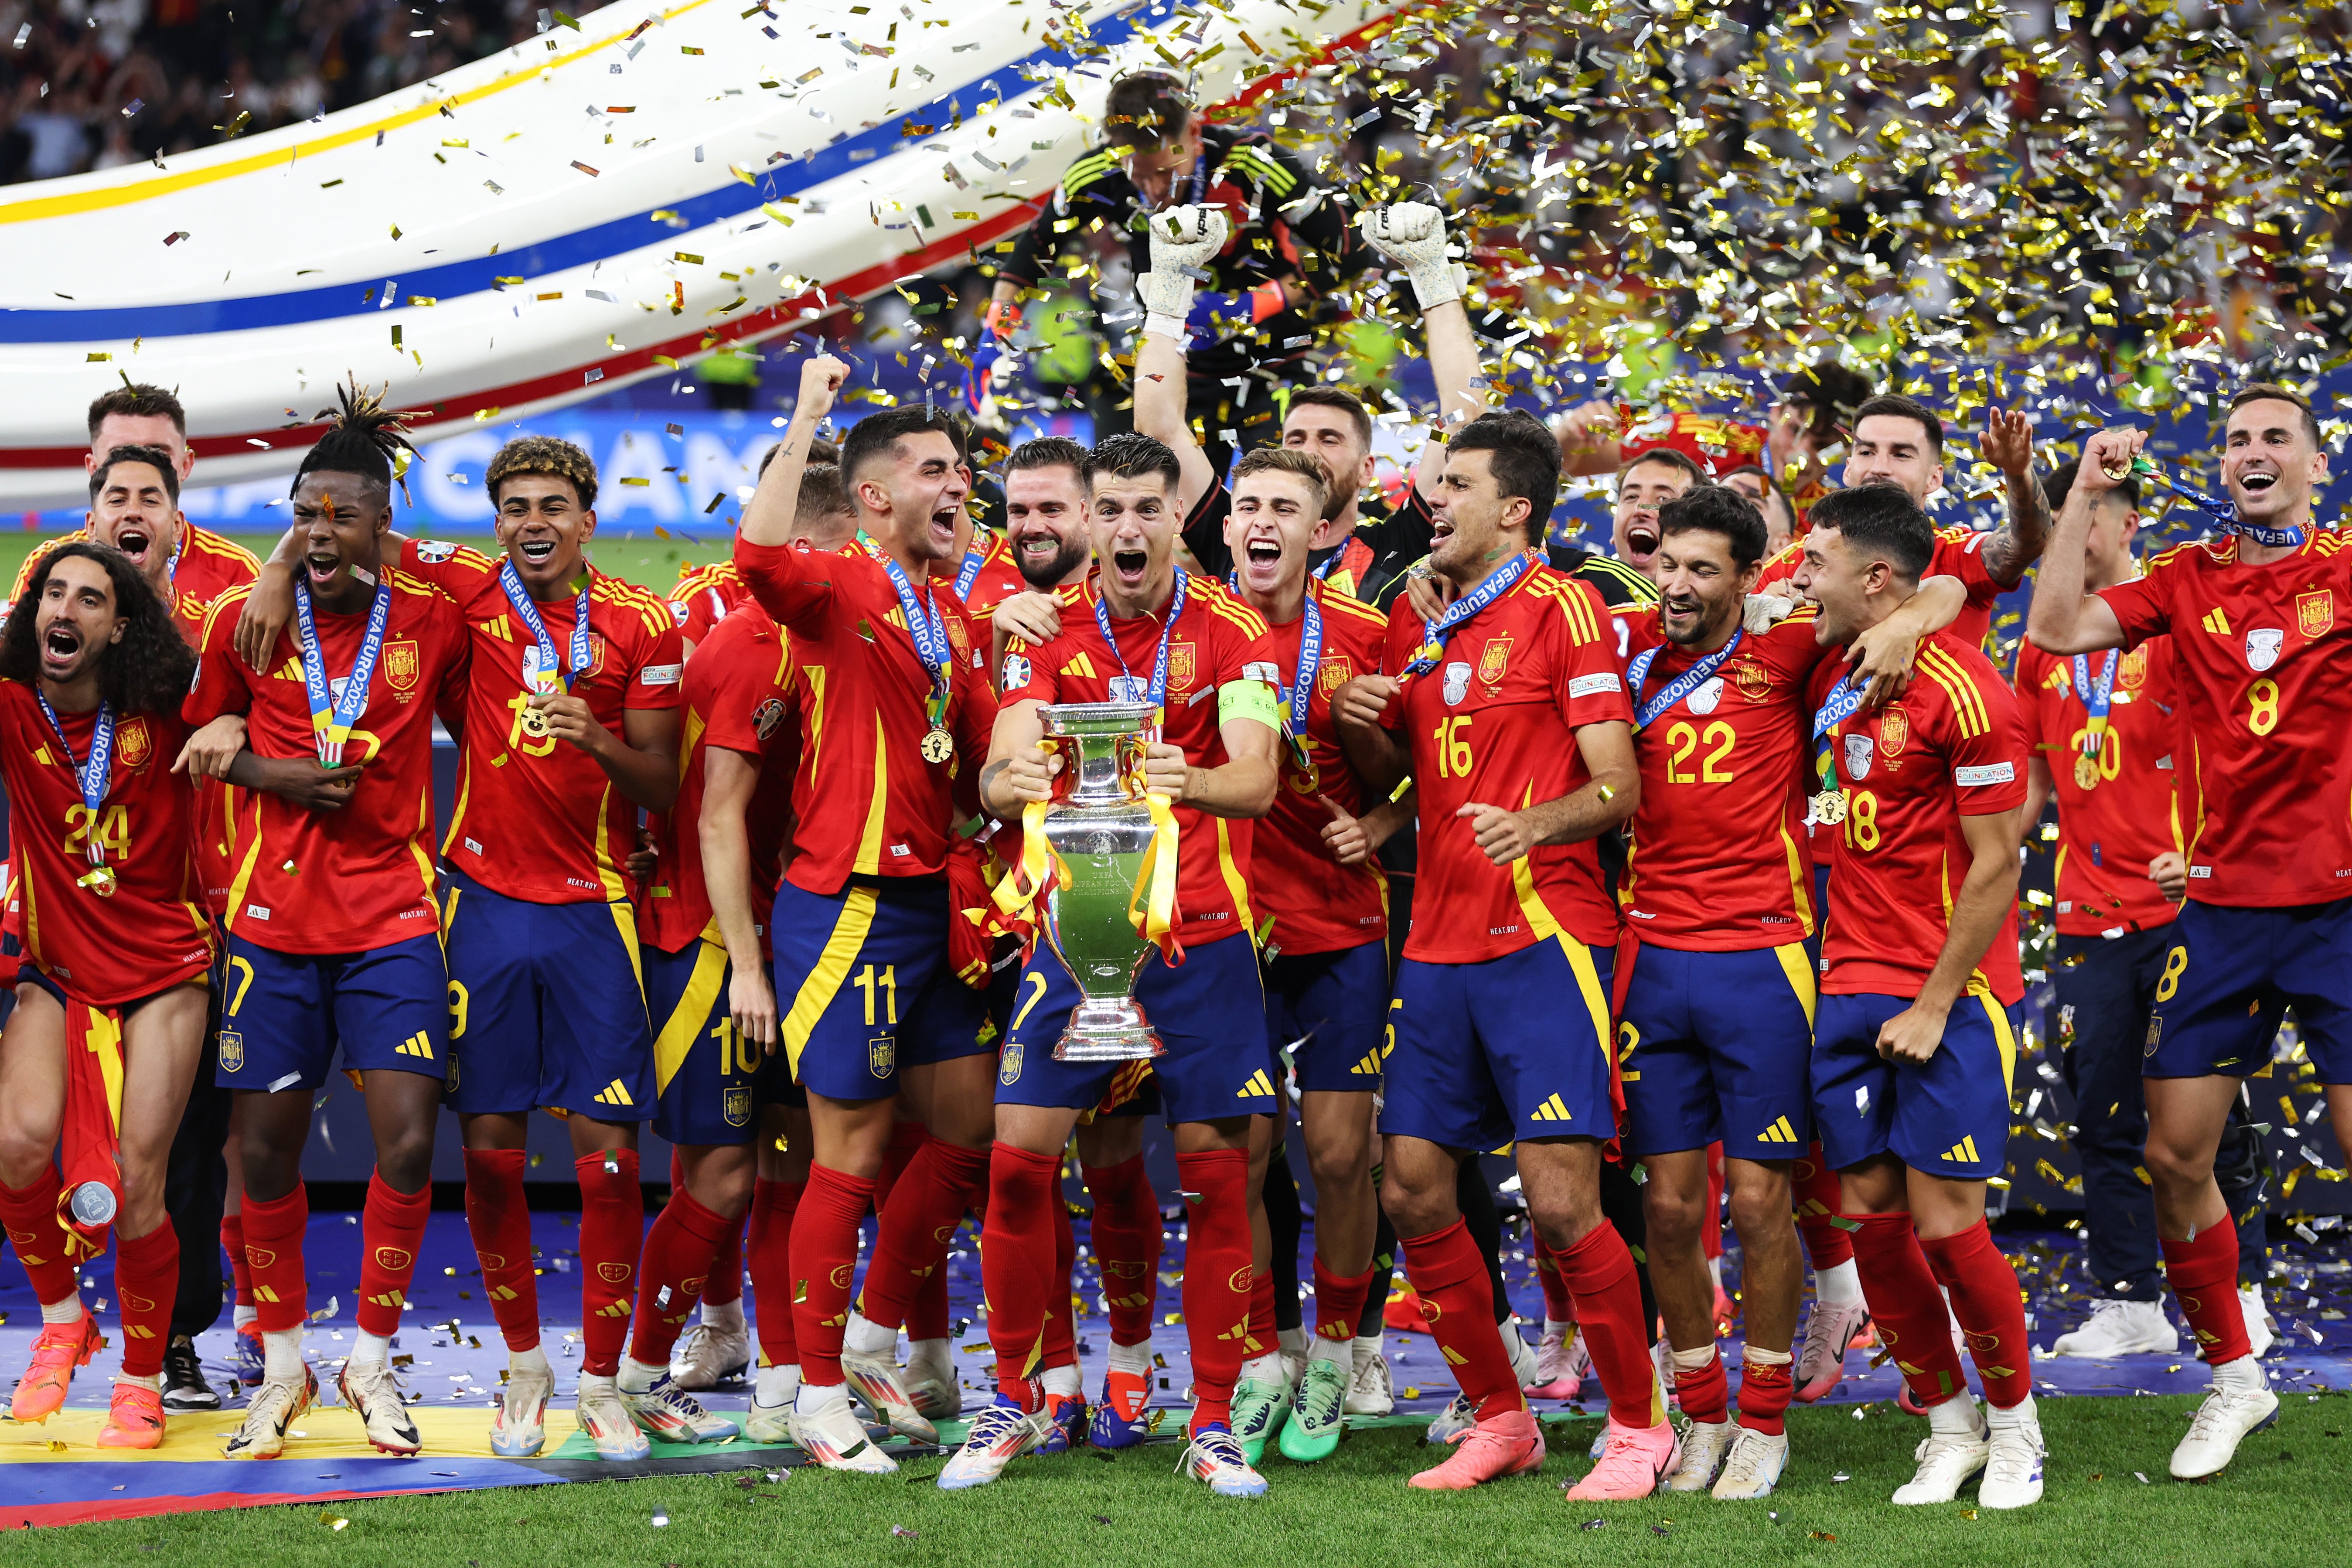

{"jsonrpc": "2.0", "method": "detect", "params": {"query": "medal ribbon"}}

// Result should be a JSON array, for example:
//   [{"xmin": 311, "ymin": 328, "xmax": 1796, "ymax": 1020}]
[
  {"xmin": 35, "ymin": 690, "xmax": 115, "ymax": 866},
  {"xmin": 954, "ymin": 543, "xmax": 989, "ymax": 601},
  {"xmin": 1091, "ymin": 569, "xmax": 1188, "ymax": 723},
  {"xmin": 499, "ymin": 559, "xmax": 592, "ymax": 694},
  {"xmin": 862, "ymin": 534, "xmax": 954, "ymax": 730},
  {"xmin": 2130, "ymin": 456, "xmax": 2302, "ymax": 549},
  {"xmin": 2073, "ymin": 649, "xmax": 2120, "ymax": 772},
  {"xmin": 1226, "ymin": 571, "xmax": 1324, "ymax": 770},
  {"xmin": 1398, "ymin": 552, "xmax": 1533, "ymax": 678},
  {"xmin": 1812, "ymin": 673, "xmax": 1865, "ymax": 742},
  {"xmin": 294, "ymin": 576, "xmax": 392, "ymax": 767},
  {"xmin": 1626, "ymin": 627, "xmax": 1742, "ymax": 732}
]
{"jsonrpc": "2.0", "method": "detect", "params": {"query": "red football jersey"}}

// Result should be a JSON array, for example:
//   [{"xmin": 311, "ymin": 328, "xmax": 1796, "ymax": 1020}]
[
  {"xmin": 1378, "ymin": 564, "xmax": 1633, "ymax": 962},
  {"xmin": 734, "ymin": 538, "xmax": 997, "ymax": 895},
  {"xmin": 1000, "ymin": 573, "xmax": 1279, "ymax": 944},
  {"xmin": 637, "ymin": 601, "xmax": 799, "ymax": 955},
  {"xmin": 12, "ymin": 527, "xmax": 261, "ymax": 916},
  {"xmin": 0, "ymin": 686, "xmax": 211, "ymax": 1006},
  {"xmin": 2015, "ymin": 637, "xmax": 2182, "ymax": 937},
  {"xmin": 184, "ymin": 571, "xmax": 469, "ymax": 953},
  {"xmin": 953, "ymin": 531, "xmax": 1029, "ymax": 625},
  {"xmin": 402, "ymin": 542, "xmax": 686, "ymax": 905},
  {"xmin": 2099, "ymin": 532, "xmax": 2352, "ymax": 908},
  {"xmin": 1250, "ymin": 581, "xmax": 1391, "ymax": 956},
  {"xmin": 1619, "ymin": 605, "xmax": 1835, "ymax": 949},
  {"xmin": 672, "ymin": 560, "xmax": 752, "ymax": 645},
  {"xmin": 1760, "ymin": 522, "xmax": 2007, "ymax": 648},
  {"xmin": 1819, "ymin": 631, "xmax": 2028, "ymax": 1004}
]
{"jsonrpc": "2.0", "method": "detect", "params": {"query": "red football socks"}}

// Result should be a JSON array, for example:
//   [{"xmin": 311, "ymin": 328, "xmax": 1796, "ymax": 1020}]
[
  {"xmin": 705, "ymin": 1206, "xmax": 746, "ymax": 1309},
  {"xmin": 1921, "ymin": 1220, "xmax": 2031, "ymax": 1409},
  {"xmin": 1738, "ymin": 1357, "xmax": 1795, "ymax": 1436},
  {"xmin": 789, "ymin": 1162, "xmax": 874, "ymax": 1387},
  {"xmin": 1175, "ymin": 1148, "xmax": 1253, "ymax": 1434},
  {"xmin": 980, "ymin": 1142, "xmax": 1060, "ymax": 1411},
  {"xmin": 631, "ymin": 1186, "xmax": 733, "ymax": 1367},
  {"xmin": 747, "ymin": 1176, "xmax": 804, "ymax": 1368},
  {"xmin": 1702, "ymin": 1144, "xmax": 1727, "ymax": 1263},
  {"xmin": 858, "ymin": 1137, "xmax": 989, "ymax": 1333},
  {"xmin": 1081, "ymin": 1154, "xmax": 1161, "ymax": 1346},
  {"xmin": 1312, "ymin": 1255, "xmax": 1374, "ymax": 1346},
  {"xmin": 355, "ymin": 1169, "xmax": 431, "ymax": 1338},
  {"xmin": 462, "ymin": 1148, "xmax": 540, "ymax": 1353},
  {"xmin": 873, "ymin": 1119, "xmax": 927, "ymax": 1209},
  {"xmin": 1794, "ymin": 1146, "xmax": 1854, "ymax": 1271},
  {"xmin": 1551, "ymin": 1224, "xmax": 1663, "ymax": 1427},
  {"xmin": 2161, "ymin": 1215, "xmax": 2253, "ymax": 1367},
  {"xmin": 1244, "ymin": 1258, "xmax": 1280, "ymax": 1359},
  {"xmin": 575, "ymin": 1150, "xmax": 644, "ymax": 1379},
  {"xmin": 1675, "ymin": 1350, "xmax": 1730, "ymax": 1425},
  {"xmin": 0, "ymin": 1166, "xmax": 80, "ymax": 1307},
  {"xmin": 1042, "ymin": 1187, "xmax": 1079, "ymax": 1371},
  {"xmin": 1534, "ymin": 1248, "xmax": 1575, "ymax": 1324},
  {"xmin": 1848, "ymin": 1213, "xmax": 1969, "ymax": 1409},
  {"xmin": 112, "ymin": 1222, "xmax": 179, "ymax": 1379},
  {"xmin": 221, "ymin": 1213, "xmax": 255, "ymax": 1308},
  {"xmin": 909, "ymin": 1249, "xmax": 952, "ymax": 1342},
  {"xmin": 239, "ymin": 1183, "xmax": 310, "ymax": 1334},
  {"xmin": 1400, "ymin": 1218, "xmax": 1525, "ymax": 1423}
]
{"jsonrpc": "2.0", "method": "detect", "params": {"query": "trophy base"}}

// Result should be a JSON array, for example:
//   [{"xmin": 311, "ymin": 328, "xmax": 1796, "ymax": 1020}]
[{"xmin": 1051, "ymin": 998, "xmax": 1165, "ymax": 1063}]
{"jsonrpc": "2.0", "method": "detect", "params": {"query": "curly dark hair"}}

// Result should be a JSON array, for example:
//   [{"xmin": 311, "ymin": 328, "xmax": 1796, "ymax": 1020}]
[{"xmin": 0, "ymin": 542, "xmax": 197, "ymax": 714}]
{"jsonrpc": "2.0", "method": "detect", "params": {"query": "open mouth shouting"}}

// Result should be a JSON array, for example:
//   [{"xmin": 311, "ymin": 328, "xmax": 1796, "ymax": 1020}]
[
  {"xmin": 111, "ymin": 525, "xmax": 155, "ymax": 570},
  {"xmin": 1241, "ymin": 534, "xmax": 1284, "ymax": 587},
  {"xmin": 514, "ymin": 535, "xmax": 559, "ymax": 567},
  {"xmin": 927, "ymin": 504, "xmax": 960, "ymax": 552},
  {"xmin": 2234, "ymin": 467, "xmax": 2279, "ymax": 503},
  {"xmin": 1623, "ymin": 515, "xmax": 1662, "ymax": 565},
  {"xmin": 305, "ymin": 549, "xmax": 347, "ymax": 590},
  {"xmin": 39, "ymin": 619, "xmax": 83, "ymax": 678},
  {"xmin": 1109, "ymin": 542, "xmax": 1151, "ymax": 590}
]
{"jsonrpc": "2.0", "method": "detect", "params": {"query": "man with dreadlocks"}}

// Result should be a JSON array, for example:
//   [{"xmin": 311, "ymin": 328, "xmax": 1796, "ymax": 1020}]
[
  {"xmin": 238, "ymin": 429, "xmax": 692, "ymax": 1459},
  {"xmin": 183, "ymin": 387, "xmax": 470, "ymax": 1459},
  {"xmin": 0, "ymin": 542, "xmax": 211, "ymax": 1449}
]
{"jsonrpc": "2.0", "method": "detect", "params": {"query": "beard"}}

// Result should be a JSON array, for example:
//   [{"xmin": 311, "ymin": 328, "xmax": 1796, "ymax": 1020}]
[{"xmin": 1016, "ymin": 533, "xmax": 1089, "ymax": 590}]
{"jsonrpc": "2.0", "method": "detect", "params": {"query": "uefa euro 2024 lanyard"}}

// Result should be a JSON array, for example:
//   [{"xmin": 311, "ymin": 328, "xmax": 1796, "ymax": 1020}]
[
  {"xmin": 35, "ymin": 688, "xmax": 119, "ymax": 896},
  {"xmin": 500, "ymin": 558, "xmax": 592, "ymax": 738},
  {"xmin": 862, "ymin": 535, "xmax": 958, "ymax": 764}
]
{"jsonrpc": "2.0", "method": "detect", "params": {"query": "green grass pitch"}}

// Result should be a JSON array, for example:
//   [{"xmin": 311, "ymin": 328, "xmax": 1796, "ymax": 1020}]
[{"xmin": 15, "ymin": 1397, "xmax": 2350, "ymax": 1568}]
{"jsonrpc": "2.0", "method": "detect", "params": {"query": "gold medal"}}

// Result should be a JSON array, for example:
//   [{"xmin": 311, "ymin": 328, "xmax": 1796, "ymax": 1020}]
[
  {"xmin": 920, "ymin": 727, "xmax": 954, "ymax": 765},
  {"xmin": 520, "ymin": 704, "xmax": 552, "ymax": 739},
  {"xmin": 77, "ymin": 864, "xmax": 116, "ymax": 897},
  {"xmin": 1807, "ymin": 790, "xmax": 1846, "ymax": 828},
  {"xmin": 2075, "ymin": 752, "xmax": 2100, "ymax": 791}
]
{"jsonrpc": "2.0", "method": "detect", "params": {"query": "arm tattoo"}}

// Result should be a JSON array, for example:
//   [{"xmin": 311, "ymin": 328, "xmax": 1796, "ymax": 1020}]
[{"xmin": 1982, "ymin": 471, "xmax": 2051, "ymax": 588}]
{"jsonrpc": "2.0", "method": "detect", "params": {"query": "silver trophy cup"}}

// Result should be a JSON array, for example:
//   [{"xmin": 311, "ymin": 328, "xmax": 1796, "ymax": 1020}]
[{"xmin": 1036, "ymin": 702, "xmax": 1169, "ymax": 1063}]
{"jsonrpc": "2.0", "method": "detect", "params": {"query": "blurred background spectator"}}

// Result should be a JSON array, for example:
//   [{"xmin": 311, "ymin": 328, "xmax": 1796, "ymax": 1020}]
[{"xmin": 0, "ymin": 0, "xmax": 615, "ymax": 182}]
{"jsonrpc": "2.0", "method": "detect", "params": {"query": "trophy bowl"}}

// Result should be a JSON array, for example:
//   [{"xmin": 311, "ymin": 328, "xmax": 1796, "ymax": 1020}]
[{"xmin": 1036, "ymin": 701, "xmax": 1168, "ymax": 1063}]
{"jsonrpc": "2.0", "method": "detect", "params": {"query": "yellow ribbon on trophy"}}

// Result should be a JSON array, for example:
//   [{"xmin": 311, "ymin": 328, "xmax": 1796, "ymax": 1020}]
[
  {"xmin": 1127, "ymin": 790, "xmax": 1182, "ymax": 964},
  {"xmin": 990, "ymin": 795, "xmax": 1060, "ymax": 931}
]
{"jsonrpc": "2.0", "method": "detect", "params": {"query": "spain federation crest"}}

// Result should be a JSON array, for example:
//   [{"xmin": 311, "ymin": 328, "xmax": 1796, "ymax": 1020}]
[
  {"xmin": 1317, "ymin": 655, "xmax": 1352, "ymax": 695},
  {"xmin": 383, "ymin": 637, "xmax": 420, "ymax": 693},
  {"xmin": 1167, "ymin": 641, "xmax": 1196, "ymax": 694},
  {"xmin": 1843, "ymin": 733, "xmax": 1874, "ymax": 781},
  {"xmin": 998, "ymin": 1043, "xmax": 1024, "ymax": 1086},
  {"xmin": 723, "ymin": 1086, "xmax": 751, "ymax": 1127},
  {"xmin": 114, "ymin": 716, "xmax": 152, "ymax": 769},
  {"xmin": 869, "ymin": 1034, "xmax": 896, "ymax": 1079},
  {"xmin": 218, "ymin": 1029, "xmax": 244, "ymax": 1073},
  {"xmin": 1477, "ymin": 633, "xmax": 1513, "ymax": 686},
  {"xmin": 1877, "ymin": 707, "xmax": 1909, "ymax": 758},
  {"xmin": 2298, "ymin": 589, "xmax": 2335, "ymax": 641}
]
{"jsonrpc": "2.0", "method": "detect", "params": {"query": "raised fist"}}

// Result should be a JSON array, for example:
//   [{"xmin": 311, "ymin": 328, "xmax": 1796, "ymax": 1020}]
[
  {"xmin": 1138, "ymin": 205, "xmax": 1231, "ymax": 340},
  {"xmin": 1357, "ymin": 201, "xmax": 1465, "ymax": 310}
]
